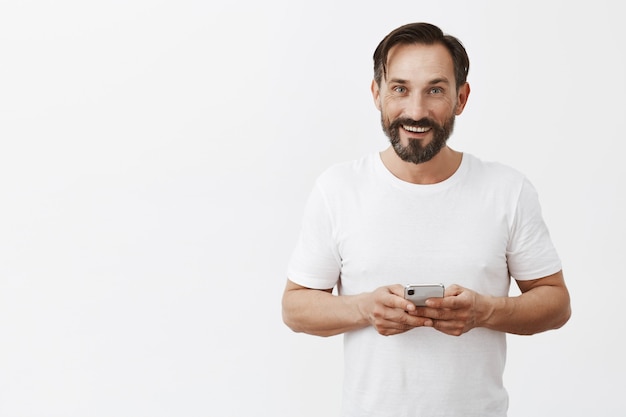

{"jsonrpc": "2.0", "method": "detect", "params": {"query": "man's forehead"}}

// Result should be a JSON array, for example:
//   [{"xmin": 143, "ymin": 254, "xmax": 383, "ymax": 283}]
[{"xmin": 385, "ymin": 43, "xmax": 454, "ymax": 80}]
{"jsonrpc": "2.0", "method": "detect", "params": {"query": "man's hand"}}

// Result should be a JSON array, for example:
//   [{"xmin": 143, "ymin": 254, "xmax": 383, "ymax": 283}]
[
  {"xmin": 412, "ymin": 284, "xmax": 490, "ymax": 336},
  {"xmin": 362, "ymin": 284, "xmax": 435, "ymax": 336}
]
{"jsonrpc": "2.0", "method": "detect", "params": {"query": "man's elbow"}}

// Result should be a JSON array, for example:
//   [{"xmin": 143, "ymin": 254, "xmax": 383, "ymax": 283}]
[
  {"xmin": 282, "ymin": 306, "xmax": 303, "ymax": 333},
  {"xmin": 553, "ymin": 303, "xmax": 572, "ymax": 330},
  {"xmin": 281, "ymin": 294, "xmax": 300, "ymax": 333}
]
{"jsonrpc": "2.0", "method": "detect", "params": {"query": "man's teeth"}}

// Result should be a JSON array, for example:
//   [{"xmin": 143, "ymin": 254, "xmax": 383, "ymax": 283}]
[{"xmin": 403, "ymin": 125, "xmax": 431, "ymax": 133}]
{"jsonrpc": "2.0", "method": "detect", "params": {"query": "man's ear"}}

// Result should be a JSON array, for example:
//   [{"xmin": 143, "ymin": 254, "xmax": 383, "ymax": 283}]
[
  {"xmin": 455, "ymin": 82, "xmax": 470, "ymax": 115},
  {"xmin": 371, "ymin": 79, "xmax": 382, "ymax": 111}
]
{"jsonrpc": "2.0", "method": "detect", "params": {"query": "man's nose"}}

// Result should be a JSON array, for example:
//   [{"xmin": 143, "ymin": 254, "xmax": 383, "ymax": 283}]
[{"xmin": 405, "ymin": 94, "xmax": 429, "ymax": 120}]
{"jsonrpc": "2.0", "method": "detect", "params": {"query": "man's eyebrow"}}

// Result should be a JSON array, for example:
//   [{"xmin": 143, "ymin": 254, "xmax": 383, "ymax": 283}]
[{"xmin": 388, "ymin": 78, "xmax": 409, "ymax": 84}]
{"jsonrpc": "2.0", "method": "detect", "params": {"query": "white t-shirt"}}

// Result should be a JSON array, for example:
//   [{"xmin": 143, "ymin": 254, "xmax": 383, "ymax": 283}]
[{"xmin": 287, "ymin": 152, "xmax": 561, "ymax": 417}]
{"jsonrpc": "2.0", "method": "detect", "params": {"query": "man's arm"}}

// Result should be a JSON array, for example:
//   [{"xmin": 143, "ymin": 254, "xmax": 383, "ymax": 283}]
[
  {"xmin": 486, "ymin": 270, "xmax": 571, "ymax": 334},
  {"xmin": 281, "ymin": 279, "xmax": 434, "ymax": 337},
  {"xmin": 420, "ymin": 270, "xmax": 571, "ymax": 336}
]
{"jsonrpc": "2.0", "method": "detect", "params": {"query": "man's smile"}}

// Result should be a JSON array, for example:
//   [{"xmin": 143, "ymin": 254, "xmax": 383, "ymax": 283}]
[{"xmin": 403, "ymin": 125, "xmax": 432, "ymax": 134}]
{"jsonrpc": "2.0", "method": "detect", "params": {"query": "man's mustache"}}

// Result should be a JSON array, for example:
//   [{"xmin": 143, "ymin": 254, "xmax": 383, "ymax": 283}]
[{"xmin": 390, "ymin": 117, "xmax": 437, "ymax": 129}]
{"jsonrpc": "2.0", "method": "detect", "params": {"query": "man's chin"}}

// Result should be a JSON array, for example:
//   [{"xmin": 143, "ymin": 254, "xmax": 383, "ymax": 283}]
[
  {"xmin": 393, "ymin": 139, "xmax": 447, "ymax": 165},
  {"xmin": 397, "ymin": 135, "xmax": 432, "ymax": 152}
]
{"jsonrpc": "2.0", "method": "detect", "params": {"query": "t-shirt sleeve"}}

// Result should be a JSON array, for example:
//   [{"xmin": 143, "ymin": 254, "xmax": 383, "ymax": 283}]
[
  {"xmin": 286, "ymin": 181, "xmax": 341, "ymax": 289},
  {"xmin": 506, "ymin": 177, "xmax": 562, "ymax": 280}
]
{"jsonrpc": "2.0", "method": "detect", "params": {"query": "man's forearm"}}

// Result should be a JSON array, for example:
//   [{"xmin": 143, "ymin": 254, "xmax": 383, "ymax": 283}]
[
  {"xmin": 282, "ymin": 283, "xmax": 369, "ymax": 337},
  {"xmin": 482, "ymin": 273, "xmax": 571, "ymax": 335}
]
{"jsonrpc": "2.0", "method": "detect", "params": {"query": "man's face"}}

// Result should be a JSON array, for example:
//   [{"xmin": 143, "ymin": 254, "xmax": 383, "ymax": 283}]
[{"xmin": 371, "ymin": 43, "xmax": 468, "ymax": 164}]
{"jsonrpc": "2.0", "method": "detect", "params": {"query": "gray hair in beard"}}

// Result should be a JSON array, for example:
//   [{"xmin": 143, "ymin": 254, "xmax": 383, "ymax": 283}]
[{"xmin": 382, "ymin": 115, "xmax": 456, "ymax": 165}]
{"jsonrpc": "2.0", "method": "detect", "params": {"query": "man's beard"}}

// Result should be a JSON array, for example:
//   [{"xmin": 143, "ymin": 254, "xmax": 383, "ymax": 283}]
[{"xmin": 381, "ymin": 114, "xmax": 456, "ymax": 165}]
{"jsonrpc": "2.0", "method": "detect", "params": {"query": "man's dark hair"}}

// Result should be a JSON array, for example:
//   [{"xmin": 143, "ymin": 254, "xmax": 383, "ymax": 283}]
[{"xmin": 373, "ymin": 22, "xmax": 470, "ymax": 89}]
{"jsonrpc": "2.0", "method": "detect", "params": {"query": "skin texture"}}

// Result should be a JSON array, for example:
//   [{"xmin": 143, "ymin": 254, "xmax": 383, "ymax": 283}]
[{"xmin": 282, "ymin": 42, "xmax": 571, "ymax": 338}]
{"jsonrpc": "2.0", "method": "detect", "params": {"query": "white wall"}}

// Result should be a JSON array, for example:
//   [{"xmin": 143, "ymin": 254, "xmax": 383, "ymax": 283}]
[{"xmin": 0, "ymin": 1, "xmax": 623, "ymax": 415}]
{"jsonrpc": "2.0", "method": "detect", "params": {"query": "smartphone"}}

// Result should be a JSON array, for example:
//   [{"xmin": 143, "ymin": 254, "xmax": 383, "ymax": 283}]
[{"xmin": 404, "ymin": 284, "xmax": 445, "ymax": 306}]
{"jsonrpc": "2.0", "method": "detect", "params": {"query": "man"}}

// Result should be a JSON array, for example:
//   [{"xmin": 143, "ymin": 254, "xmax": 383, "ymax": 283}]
[{"xmin": 282, "ymin": 22, "xmax": 571, "ymax": 417}]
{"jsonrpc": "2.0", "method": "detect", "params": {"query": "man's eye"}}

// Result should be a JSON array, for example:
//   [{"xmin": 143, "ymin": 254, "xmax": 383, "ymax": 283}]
[
  {"xmin": 393, "ymin": 86, "xmax": 407, "ymax": 93},
  {"xmin": 430, "ymin": 87, "xmax": 443, "ymax": 94}
]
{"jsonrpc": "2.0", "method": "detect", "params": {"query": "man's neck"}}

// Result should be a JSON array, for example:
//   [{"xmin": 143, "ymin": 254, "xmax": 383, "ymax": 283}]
[{"xmin": 379, "ymin": 146, "xmax": 462, "ymax": 185}]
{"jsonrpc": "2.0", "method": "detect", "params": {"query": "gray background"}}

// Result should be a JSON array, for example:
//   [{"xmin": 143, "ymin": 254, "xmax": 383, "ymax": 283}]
[{"xmin": 1, "ymin": 0, "xmax": 622, "ymax": 415}]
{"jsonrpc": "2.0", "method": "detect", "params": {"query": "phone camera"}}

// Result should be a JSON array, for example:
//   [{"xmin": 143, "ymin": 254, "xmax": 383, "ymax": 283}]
[{"xmin": 407, "ymin": 289, "xmax": 415, "ymax": 295}]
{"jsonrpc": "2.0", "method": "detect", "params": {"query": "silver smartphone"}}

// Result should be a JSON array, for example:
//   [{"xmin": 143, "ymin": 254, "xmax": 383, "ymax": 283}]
[{"xmin": 404, "ymin": 284, "xmax": 445, "ymax": 306}]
